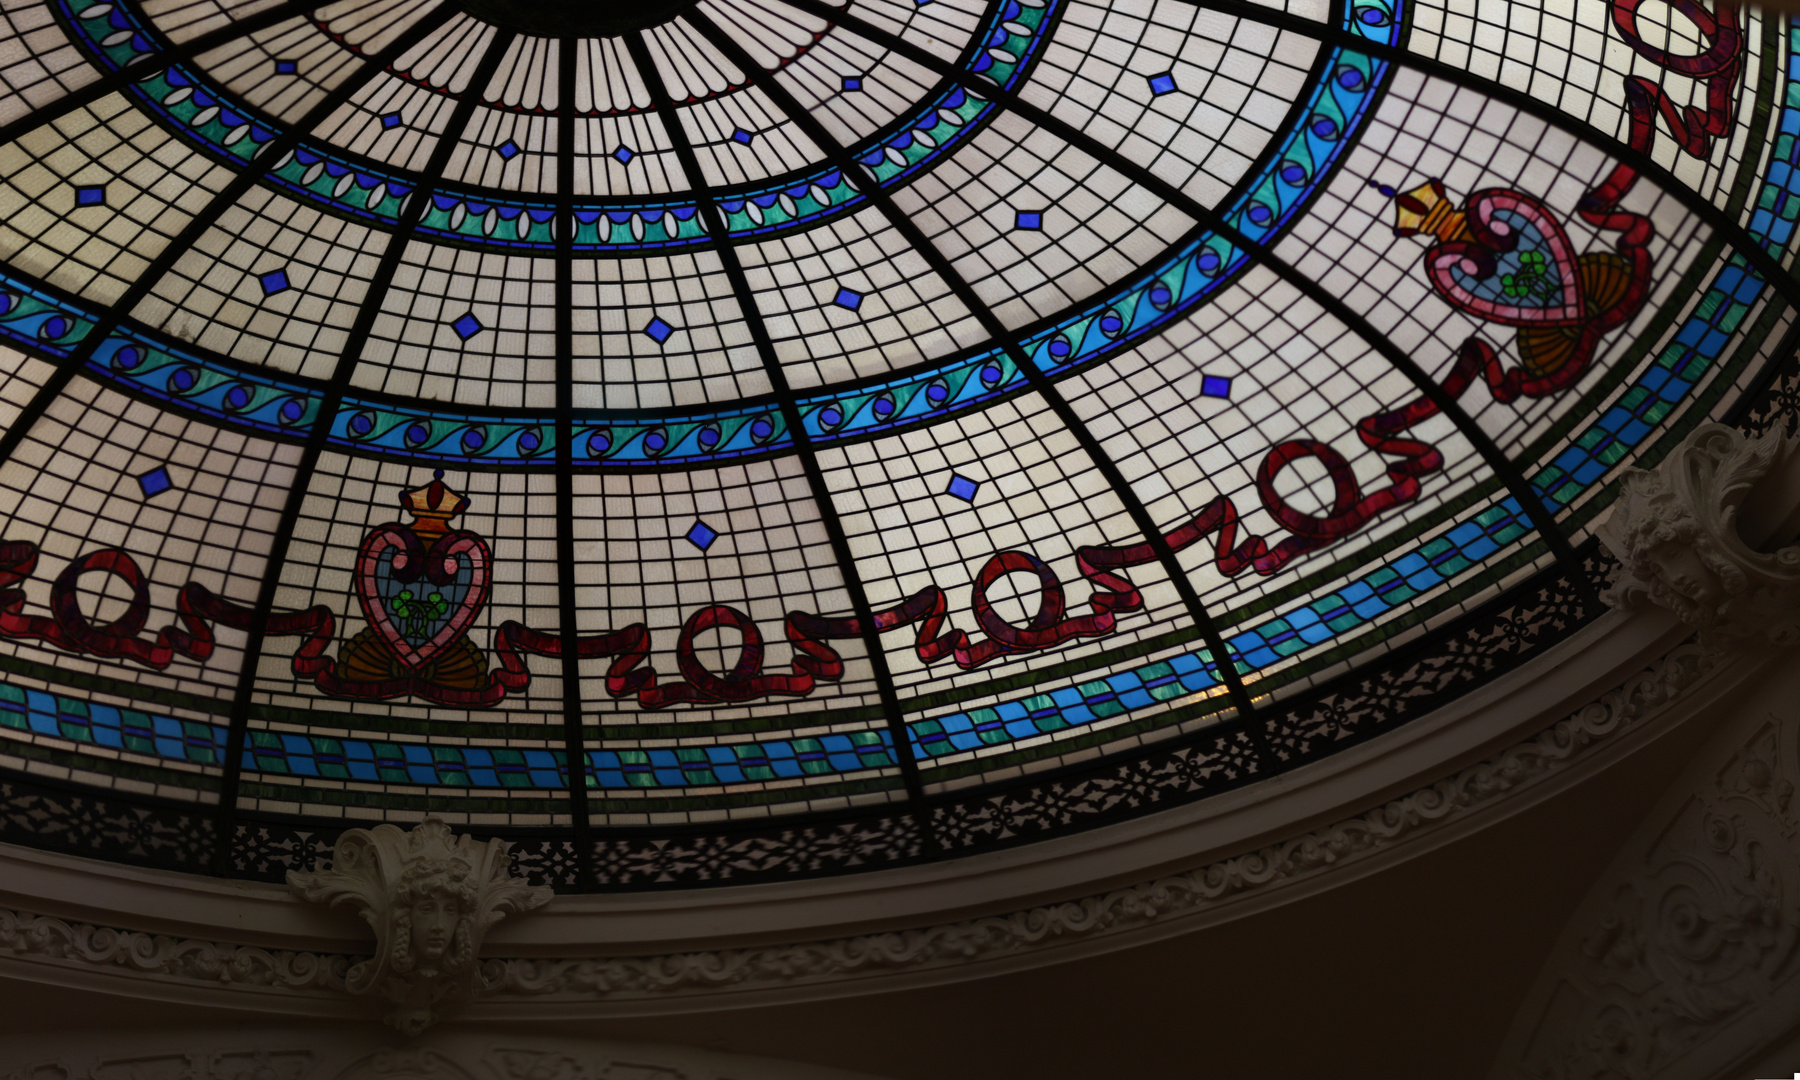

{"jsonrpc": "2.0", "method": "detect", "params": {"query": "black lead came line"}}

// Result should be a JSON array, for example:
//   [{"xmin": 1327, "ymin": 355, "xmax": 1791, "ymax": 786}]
[
  {"xmin": 552, "ymin": 34, "xmax": 596, "ymax": 888},
  {"xmin": 0, "ymin": 0, "xmax": 453, "ymax": 477},
  {"xmin": 0, "ymin": 0, "xmax": 458, "ymax": 725},
  {"xmin": 0, "ymin": 0, "xmax": 329, "ymax": 153},
  {"xmin": 681, "ymin": 8, "xmax": 1266, "ymax": 739},
  {"xmin": 1187, "ymin": 0, "xmax": 1800, "ymax": 432},
  {"xmin": 769, "ymin": 0, "xmax": 1602, "ymax": 608},
  {"xmin": 208, "ymin": 17, "xmax": 517, "ymax": 874},
  {"xmin": 0, "ymin": 0, "xmax": 457, "ymax": 872},
  {"xmin": 1185, "ymin": 0, "xmax": 1800, "ymax": 310},
  {"xmin": 623, "ymin": 29, "xmax": 942, "ymax": 853}
]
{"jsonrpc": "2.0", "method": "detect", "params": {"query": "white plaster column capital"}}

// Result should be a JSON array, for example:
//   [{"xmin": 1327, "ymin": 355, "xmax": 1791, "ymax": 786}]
[
  {"xmin": 1598, "ymin": 423, "xmax": 1800, "ymax": 648},
  {"xmin": 287, "ymin": 818, "xmax": 552, "ymax": 1034}
]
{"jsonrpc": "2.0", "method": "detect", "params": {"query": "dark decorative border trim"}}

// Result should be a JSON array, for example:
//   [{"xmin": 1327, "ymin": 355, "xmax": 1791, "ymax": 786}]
[
  {"xmin": 0, "ymin": 540, "xmax": 1608, "ymax": 891},
  {"xmin": 0, "ymin": 635, "xmax": 1714, "ymax": 1006}
]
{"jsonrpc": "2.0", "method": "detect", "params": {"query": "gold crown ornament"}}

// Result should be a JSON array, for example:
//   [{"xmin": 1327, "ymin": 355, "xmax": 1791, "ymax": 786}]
[
  {"xmin": 400, "ymin": 470, "xmax": 470, "ymax": 536},
  {"xmin": 1385, "ymin": 178, "xmax": 1470, "ymax": 243}
]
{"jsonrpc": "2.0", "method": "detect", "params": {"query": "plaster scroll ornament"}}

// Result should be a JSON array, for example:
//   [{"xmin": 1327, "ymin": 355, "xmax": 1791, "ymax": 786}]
[
  {"xmin": 1597, "ymin": 423, "xmax": 1800, "ymax": 646},
  {"xmin": 286, "ymin": 818, "xmax": 552, "ymax": 1035},
  {"xmin": 1501, "ymin": 713, "xmax": 1800, "ymax": 1080}
]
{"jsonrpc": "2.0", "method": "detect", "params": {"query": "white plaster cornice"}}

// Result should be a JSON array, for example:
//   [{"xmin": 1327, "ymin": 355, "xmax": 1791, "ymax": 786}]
[
  {"xmin": 0, "ymin": 602, "xmax": 1702, "ymax": 962},
  {"xmin": 0, "ymin": 623, "xmax": 1766, "ymax": 1017}
]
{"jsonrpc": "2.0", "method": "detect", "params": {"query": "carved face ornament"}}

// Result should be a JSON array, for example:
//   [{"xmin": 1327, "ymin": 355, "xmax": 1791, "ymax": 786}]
[
  {"xmin": 1645, "ymin": 539, "xmax": 1727, "ymax": 614},
  {"xmin": 408, "ymin": 891, "xmax": 462, "ymax": 969},
  {"xmin": 287, "ymin": 818, "xmax": 552, "ymax": 1033}
]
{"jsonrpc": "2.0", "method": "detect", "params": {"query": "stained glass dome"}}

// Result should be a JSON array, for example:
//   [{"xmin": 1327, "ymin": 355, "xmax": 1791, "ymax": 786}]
[{"xmin": 0, "ymin": 0, "xmax": 1786, "ymax": 888}]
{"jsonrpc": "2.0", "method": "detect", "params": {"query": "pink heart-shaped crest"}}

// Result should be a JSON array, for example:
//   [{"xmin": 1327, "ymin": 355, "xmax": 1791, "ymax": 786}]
[
  {"xmin": 1426, "ymin": 188, "xmax": 1586, "ymax": 328},
  {"xmin": 354, "ymin": 525, "xmax": 493, "ymax": 670}
]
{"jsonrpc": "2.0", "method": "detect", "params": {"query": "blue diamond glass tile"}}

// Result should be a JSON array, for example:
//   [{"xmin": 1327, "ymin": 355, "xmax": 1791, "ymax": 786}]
[
  {"xmin": 1148, "ymin": 72, "xmax": 1177, "ymax": 96},
  {"xmin": 833, "ymin": 286, "xmax": 863, "ymax": 311},
  {"xmin": 644, "ymin": 316, "xmax": 674, "ymax": 344},
  {"xmin": 1200, "ymin": 374, "xmax": 1232, "ymax": 398},
  {"xmin": 1015, "ymin": 210, "xmax": 1043, "ymax": 230},
  {"xmin": 74, "ymin": 185, "xmax": 105, "ymax": 207},
  {"xmin": 258, "ymin": 268, "xmax": 290, "ymax": 296},
  {"xmin": 732, "ymin": 127, "xmax": 755, "ymax": 145},
  {"xmin": 686, "ymin": 520, "xmax": 718, "ymax": 552},
  {"xmin": 275, "ymin": 59, "xmax": 298, "ymax": 74},
  {"xmin": 380, "ymin": 112, "xmax": 403, "ymax": 130},
  {"xmin": 136, "ymin": 466, "xmax": 173, "ymax": 498},
  {"xmin": 614, "ymin": 145, "xmax": 634, "ymax": 164},
  {"xmin": 497, "ymin": 139, "xmax": 520, "ymax": 160},
  {"xmin": 946, "ymin": 474, "xmax": 979, "ymax": 502},
  {"xmin": 451, "ymin": 312, "xmax": 482, "ymax": 341}
]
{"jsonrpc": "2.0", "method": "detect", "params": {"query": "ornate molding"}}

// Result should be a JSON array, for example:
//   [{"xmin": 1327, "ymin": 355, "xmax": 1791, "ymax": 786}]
[
  {"xmin": 287, "ymin": 820, "xmax": 552, "ymax": 1034},
  {"xmin": 0, "ymin": 905, "xmax": 346, "ymax": 991},
  {"xmin": 1499, "ymin": 697, "xmax": 1800, "ymax": 1078},
  {"xmin": 0, "ymin": 640, "xmax": 1718, "ymax": 1006},
  {"xmin": 493, "ymin": 641, "xmax": 1715, "ymax": 998},
  {"xmin": 1598, "ymin": 423, "xmax": 1800, "ymax": 645},
  {"xmin": 3, "ymin": 1052, "xmax": 316, "ymax": 1080},
  {"xmin": 1490, "ymin": 658, "xmax": 1800, "ymax": 1080},
  {"xmin": 2, "ymin": 1042, "xmax": 879, "ymax": 1080}
]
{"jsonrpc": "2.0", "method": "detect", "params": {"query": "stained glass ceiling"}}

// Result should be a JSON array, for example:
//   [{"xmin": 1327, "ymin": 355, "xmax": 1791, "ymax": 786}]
[{"xmin": 0, "ymin": 0, "xmax": 1788, "ymax": 888}]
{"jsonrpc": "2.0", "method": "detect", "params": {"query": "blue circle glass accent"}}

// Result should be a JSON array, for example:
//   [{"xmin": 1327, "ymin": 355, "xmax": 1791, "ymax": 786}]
[
  {"xmin": 1148, "ymin": 284, "xmax": 1173, "ymax": 309},
  {"xmin": 925, "ymin": 380, "xmax": 950, "ymax": 405},
  {"xmin": 111, "ymin": 345, "xmax": 142, "ymax": 371},
  {"xmin": 40, "ymin": 315, "xmax": 69, "ymax": 340},
  {"xmin": 1099, "ymin": 312, "xmax": 1124, "ymax": 337},
  {"xmin": 1197, "ymin": 249, "xmax": 1223, "ymax": 275},
  {"xmin": 223, "ymin": 384, "xmax": 252, "ymax": 410},
  {"xmin": 819, "ymin": 404, "xmax": 844, "ymax": 428},
  {"xmin": 1279, "ymin": 162, "xmax": 1308, "ymax": 184},
  {"xmin": 347, "ymin": 410, "xmax": 376, "ymax": 437},
  {"xmin": 1337, "ymin": 66, "xmax": 1366, "ymax": 91},
  {"xmin": 645, "ymin": 428, "xmax": 669, "ymax": 453},
  {"xmin": 1310, "ymin": 116, "xmax": 1340, "ymax": 140},
  {"xmin": 1246, "ymin": 203, "xmax": 1273, "ymax": 226},
  {"xmin": 1354, "ymin": 4, "xmax": 1390, "ymax": 24},
  {"xmin": 587, "ymin": 429, "xmax": 612, "ymax": 457},
  {"xmin": 517, "ymin": 428, "xmax": 542, "ymax": 454},
  {"xmin": 1048, "ymin": 336, "xmax": 1071, "ymax": 359},
  {"xmin": 0, "ymin": 293, "xmax": 15, "ymax": 317},
  {"xmin": 979, "ymin": 363, "xmax": 1003, "ymax": 387},
  {"xmin": 404, "ymin": 422, "xmax": 431, "ymax": 447},
  {"xmin": 278, "ymin": 398, "xmax": 305, "ymax": 424},
  {"xmin": 750, "ymin": 415, "xmax": 774, "ymax": 441},
  {"xmin": 697, "ymin": 424, "xmax": 721, "ymax": 448},
  {"xmin": 461, "ymin": 426, "xmax": 487, "ymax": 453},
  {"xmin": 167, "ymin": 366, "xmax": 198, "ymax": 393},
  {"xmin": 871, "ymin": 394, "xmax": 895, "ymax": 418}
]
